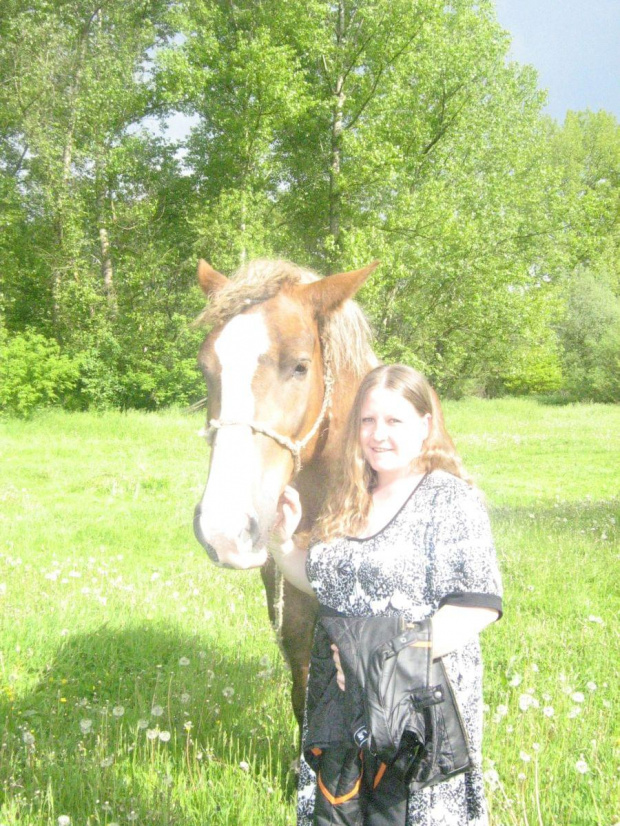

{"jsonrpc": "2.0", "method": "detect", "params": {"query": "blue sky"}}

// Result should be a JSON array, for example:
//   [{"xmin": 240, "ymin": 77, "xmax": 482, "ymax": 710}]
[{"xmin": 494, "ymin": 0, "xmax": 620, "ymax": 121}]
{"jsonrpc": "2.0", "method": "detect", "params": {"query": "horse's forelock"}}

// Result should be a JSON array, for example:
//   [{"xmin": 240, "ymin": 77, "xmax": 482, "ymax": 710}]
[
  {"xmin": 195, "ymin": 259, "xmax": 319, "ymax": 329},
  {"xmin": 195, "ymin": 258, "xmax": 375, "ymax": 380}
]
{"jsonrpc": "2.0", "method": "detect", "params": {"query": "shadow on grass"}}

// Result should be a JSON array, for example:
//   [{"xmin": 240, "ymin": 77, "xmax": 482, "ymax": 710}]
[{"xmin": 0, "ymin": 623, "xmax": 298, "ymax": 823}]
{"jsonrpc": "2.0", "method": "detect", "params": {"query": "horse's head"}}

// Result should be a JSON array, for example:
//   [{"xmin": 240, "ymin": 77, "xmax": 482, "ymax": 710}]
[{"xmin": 193, "ymin": 259, "xmax": 377, "ymax": 569}]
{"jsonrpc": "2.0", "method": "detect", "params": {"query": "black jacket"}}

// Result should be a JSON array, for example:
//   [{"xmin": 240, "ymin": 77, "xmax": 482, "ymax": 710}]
[{"xmin": 305, "ymin": 612, "xmax": 472, "ymax": 791}]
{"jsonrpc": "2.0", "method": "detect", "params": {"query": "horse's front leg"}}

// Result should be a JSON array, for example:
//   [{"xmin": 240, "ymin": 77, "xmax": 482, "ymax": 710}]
[{"xmin": 260, "ymin": 557, "xmax": 318, "ymax": 739}]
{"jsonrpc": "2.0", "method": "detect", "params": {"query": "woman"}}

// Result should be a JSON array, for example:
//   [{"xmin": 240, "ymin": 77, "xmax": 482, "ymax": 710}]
[{"xmin": 271, "ymin": 364, "xmax": 503, "ymax": 826}]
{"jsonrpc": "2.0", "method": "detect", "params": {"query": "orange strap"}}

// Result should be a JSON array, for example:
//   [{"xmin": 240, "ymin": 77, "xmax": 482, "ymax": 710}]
[
  {"xmin": 373, "ymin": 762, "xmax": 388, "ymax": 789},
  {"xmin": 317, "ymin": 770, "xmax": 363, "ymax": 805}
]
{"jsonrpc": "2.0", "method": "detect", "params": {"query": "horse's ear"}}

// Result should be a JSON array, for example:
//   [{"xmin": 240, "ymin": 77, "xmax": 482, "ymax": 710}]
[
  {"xmin": 300, "ymin": 261, "xmax": 380, "ymax": 316},
  {"xmin": 197, "ymin": 260, "xmax": 228, "ymax": 297}
]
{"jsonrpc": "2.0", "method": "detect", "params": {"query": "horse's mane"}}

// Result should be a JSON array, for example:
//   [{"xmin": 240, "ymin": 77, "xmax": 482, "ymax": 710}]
[{"xmin": 196, "ymin": 258, "xmax": 376, "ymax": 378}]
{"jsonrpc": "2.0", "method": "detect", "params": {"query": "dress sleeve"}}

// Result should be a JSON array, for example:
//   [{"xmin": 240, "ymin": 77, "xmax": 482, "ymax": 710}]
[{"xmin": 429, "ymin": 480, "xmax": 503, "ymax": 618}]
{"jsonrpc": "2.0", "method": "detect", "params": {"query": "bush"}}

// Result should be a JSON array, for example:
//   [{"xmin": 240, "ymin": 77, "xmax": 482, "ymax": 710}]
[
  {"xmin": 558, "ymin": 270, "xmax": 620, "ymax": 403},
  {"xmin": 0, "ymin": 328, "xmax": 80, "ymax": 417}
]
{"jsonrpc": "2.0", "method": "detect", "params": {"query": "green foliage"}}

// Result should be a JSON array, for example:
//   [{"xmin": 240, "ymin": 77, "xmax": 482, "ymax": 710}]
[
  {"xmin": 0, "ymin": 327, "xmax": 79, "ymax": 417},
  {"xmin": 0, "ymin": 0, "xmax": 618, "ymax": 407},
  {"xmin": 557, "ymin": 268, "xmax": 620, "ymax": 403}
]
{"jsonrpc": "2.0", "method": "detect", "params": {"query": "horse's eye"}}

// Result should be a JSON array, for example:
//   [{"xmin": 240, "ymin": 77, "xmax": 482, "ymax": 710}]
[{"xmin": 294, "ymin": 362, "xmax": 309, "ymax": 377}]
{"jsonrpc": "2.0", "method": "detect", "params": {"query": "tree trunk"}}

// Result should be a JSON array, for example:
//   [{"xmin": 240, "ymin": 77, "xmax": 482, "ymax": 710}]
[{"xmin": 329, "ymin": 0, "xmax": 346, "ymax": 272}]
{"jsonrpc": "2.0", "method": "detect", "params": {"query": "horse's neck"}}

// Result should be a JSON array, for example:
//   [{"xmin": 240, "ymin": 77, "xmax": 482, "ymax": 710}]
[{"xmin": 297, "ymin": 360, "xmax": 375, "ymax": 528}]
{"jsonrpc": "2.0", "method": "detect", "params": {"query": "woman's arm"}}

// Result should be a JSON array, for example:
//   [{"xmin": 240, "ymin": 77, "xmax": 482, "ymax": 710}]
[
  {"xmin": 431, "ymin": 604, "xmax": 499, "ymax": 659},
  {"xmin": 269, "ymin": 486, "xmax": 315, "ymax": 596}
]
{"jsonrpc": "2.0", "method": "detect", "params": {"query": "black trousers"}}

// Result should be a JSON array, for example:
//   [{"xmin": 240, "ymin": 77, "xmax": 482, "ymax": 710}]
[{"xmin": 312, "ymin": 746, "xmax": 409, "ymax": 826}]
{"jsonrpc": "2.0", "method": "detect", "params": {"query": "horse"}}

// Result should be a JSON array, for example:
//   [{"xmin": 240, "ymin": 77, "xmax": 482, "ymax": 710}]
[{"xmin": 192, "ymin": 257, "xmax": 378, "ymax": 730}]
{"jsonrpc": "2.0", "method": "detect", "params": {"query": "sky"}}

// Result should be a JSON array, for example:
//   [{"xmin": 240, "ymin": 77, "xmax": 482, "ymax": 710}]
[{"xmin": 494, "ymin": 0, "xmax": 620, "ymax": 121}]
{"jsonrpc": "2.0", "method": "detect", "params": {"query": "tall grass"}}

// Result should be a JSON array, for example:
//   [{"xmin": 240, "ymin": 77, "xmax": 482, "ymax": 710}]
[{"xmin": 0, "ymin": 399, "xmax": 618, "ymax": 825}]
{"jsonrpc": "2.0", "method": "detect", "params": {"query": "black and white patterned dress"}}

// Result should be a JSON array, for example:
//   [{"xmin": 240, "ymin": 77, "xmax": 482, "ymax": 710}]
[{"xmin": 297, "ymin": 470, "xmax": 503, "ymax": 826}]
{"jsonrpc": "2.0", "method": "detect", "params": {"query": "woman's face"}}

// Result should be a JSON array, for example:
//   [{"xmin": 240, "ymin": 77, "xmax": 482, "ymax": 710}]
[{"xmin": 359, "ymin": 386, "xmax": 430, "ymax": 484}]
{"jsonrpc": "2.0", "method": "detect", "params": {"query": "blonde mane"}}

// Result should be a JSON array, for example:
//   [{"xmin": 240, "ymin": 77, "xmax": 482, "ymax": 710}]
[{"xmin": 195, "ymin": 258, "xmax": 376, "ymax": 378}]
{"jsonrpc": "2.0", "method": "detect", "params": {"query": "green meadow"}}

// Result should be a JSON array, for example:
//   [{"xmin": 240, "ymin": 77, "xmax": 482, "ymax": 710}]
[{"xmin": 0, "ymin": 399, "xmax": 618, "ymax": 826}]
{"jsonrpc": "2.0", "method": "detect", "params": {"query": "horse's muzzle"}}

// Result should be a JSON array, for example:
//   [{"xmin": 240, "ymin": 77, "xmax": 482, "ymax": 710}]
[{"xmin": 193, "ymin": 503, "xmax": 264, "ymax": 569}]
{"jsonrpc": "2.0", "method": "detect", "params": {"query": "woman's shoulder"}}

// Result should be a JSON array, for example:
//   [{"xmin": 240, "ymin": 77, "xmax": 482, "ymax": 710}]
[{"xmin": 425, "ymin": 470, "xmax": 485, "ymax": 508}]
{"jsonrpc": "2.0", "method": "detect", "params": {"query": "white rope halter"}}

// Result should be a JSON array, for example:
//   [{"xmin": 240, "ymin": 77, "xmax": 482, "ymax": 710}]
[{"xmin": 205, "ymin": 355, "xmax": 334, "ymax": 476}]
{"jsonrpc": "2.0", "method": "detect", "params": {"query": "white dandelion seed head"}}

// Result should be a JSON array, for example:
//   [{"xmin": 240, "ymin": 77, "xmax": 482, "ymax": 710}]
[
  {"xmin": 146, "ymin": 728, "xmax": 159, "ymax": 740},
  {"xmin": 571, "ymin": 692, "xmax": 585, "ymax": 704},
  {"xmin": 518, "ymin": 694, "xmax": 539, "ymax": 712},
  {"xmin": 159, "ymin": 730, "xmax": 171, "ymax": 742},
  {"xmin": 509, "ymin": 673, "xmax": 522, "ymax": 687},
  {"xmin": 22, "ymin": 731, "xmax": 35, "ymax": 745},
  {"xmin": 239, "ymin": 760, "xmax": 250, "ymax": 772},
  {"xmin": 112, "ymin": 705, "xmax": 125, "ymax": 718},
  {"xmin": 100, "ymin": 756, "xmax": 114, "ymax": 767},
  {"xmin": 222, "ymin": 686, "xmax": 235, "ymax": 699},
  {"xmin": 568, "ymin": 706, "xmax": 582, "ymax": 719},
  {"xmin": 259, "ymin": 654, "xmax": 271, "ymax": 667},
  {"xmin": 79, "ymin": 719, "xmax": 93, "ymax": 734},
  {"xmin": 575, "ymin": 758, "xmax": 589, "ymax": 774},
  {"xmin": 58, "ymin": 817, "xmax": 71, "ymax": 826},
  {"xmin": 587, "ymin": 615, "xmax": 604, "ymax": 625},
  {"xmin": 496, "ymin": 704, "xmax": 509, "ymax": 718},
  {"xmin": 483, "ymin": 768, "xmax": 500, "ymax": 789},
  {"xmin": 137, "ymin": 719, "xmax": 149, "ymax": 729},
  {"xmin": 180, "ymin": 692, "xmax": 190, "ymax": 704},
  {"xmin": 532, "ymin": 743, "xmax": 541, "ymax": 752},
  {"xmin": 543, "ymin": 706, "xmax": 555, "ymax": 717},
  {"xmin": 586, "ymin": 681, "xmax": 597, "ymax": 692},
  {"xmin": 178, "ymin": 657, "xmax": 190, "ymax": 667},
  {"xmin": 519, "ymin": 751, "xmax": 531, "ymax": 762},
  {"xmin": 151, "ymin": 704, "xmax": 164, "ymax": 717},
  {"xmin": 518, "ymin": 772, "xmax": 526, "ymax": 781}
]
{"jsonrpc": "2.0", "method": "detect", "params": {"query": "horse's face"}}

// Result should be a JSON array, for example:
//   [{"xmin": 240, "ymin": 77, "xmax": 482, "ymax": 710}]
[
  {"xmin": 193, "ymin": 260, "xmax": 377, "ymax": 569},
  {"xmin": 194, "ymin": 294, "xmax": 323, "ymax": 568}
]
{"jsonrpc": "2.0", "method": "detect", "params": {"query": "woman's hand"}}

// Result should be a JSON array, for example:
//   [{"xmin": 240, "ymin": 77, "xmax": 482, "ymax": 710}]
[
  {"xmin": 272, "ymin": 485, "xmax": 303, "ymax": 548},
  {"xmin": 331, "ymin": 644, "xmax": 345, "ymax": 691}
]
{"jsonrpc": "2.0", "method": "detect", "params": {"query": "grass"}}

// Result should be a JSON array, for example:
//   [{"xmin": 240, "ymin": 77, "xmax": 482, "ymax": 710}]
[{"xmin": 0, "ymin": 399, "xmax": 618, "ymax": 825}]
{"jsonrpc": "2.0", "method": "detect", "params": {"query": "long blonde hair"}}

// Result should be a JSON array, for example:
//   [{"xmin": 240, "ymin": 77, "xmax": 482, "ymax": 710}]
[{"xmin": 315, "ymin": 364, "xmax": 470, "ymax": 541}]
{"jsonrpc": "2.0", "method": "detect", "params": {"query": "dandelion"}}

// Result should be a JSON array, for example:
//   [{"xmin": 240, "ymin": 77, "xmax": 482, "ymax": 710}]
[
  {"xmin": 127, "ymin": 813, "xmax": 138, "ymax": 823},
  {"xmin": 222, "ymin": 686, "xmax": 235, "ymax": 699},
  {"xmin": 22, "ymin": 731, "xmax": 35, "ymax": 746},
  {"xmin": 151, "ymin": 704, "xmax": 164, "ymax": 717},
  {"xmin": 543, "ymin": 706, "xmax": 555, "ymax": 718},
  {"xmin": 586, "ymin": 681, "xmax": 597, "ymax": 692},
  {"xmin": 100, "ymin": 756, "xmax": 114, "ymax": 768},
  {"xmin": 483, "ymin": 768, "xmax": 500, "ymax": 790},
  {"xmin": 159, "ymin": 730, "xmax": 171, "ymax": 743},
  {"xmin": 571, "ymin": 692, "xmax": 585, "ymax": 704},
  {"xmin": 508, "ymin": 673, "xmax": 522, "ymax": 687},
  {"xmin": 519, "ymin": 751, "xmax": 531, "ymax": 763},
  {"xmin": 146, "ymin": 728, "xmax": 159, "ymax": 740},
  {"xmin": 184, "ymin": 721, "xmax": 193, "ymax": 732},
  {"xmin": 587, "ymin": 615, "xmax": 604, "ymax": 624},
  {"xmin": 178, "ymin": 657, "xmax": 190, "ymax": 667},
  {"xmin": 180, "ymin": 692, "xmax": 190, "ymax": 704},
  {"xmin": 58, "ymin": 817, "xmax": 71, "ymax": 826},
  {"xmin": 198, "ymin": 650, "xmax": 207, "ymax": 660},
  {"xmin": 137, "ymin": 719, "xmax": 149, "ymax": 729},
  {"xmin": 518, "ymin": 772, "xmax": 526, "ymax": 781},
  {"xmin": 519, "ymin": 694, "xmax": 539, "ymax": 712},
  {"xmin": 532, "ymin": 743, "xmax": 541, "ymax": 752},
  {"xmin": 575, "ymin": 757, "xmax": 589, "ymax": 774},
  {"xmin": 80, "ymin": 719, "xmax": 93, "ymax": 734},
  {"xmin": 259, "ymin": 655, "xmax": 271, "ymax": 668},
  {"xmin": 112, "ymin": 705, "xmax": 125, "ymax": 718},
  {"xmin": 239, "ymin": 761, "xmax": 250, "ymax": 772},
  {"xmin": 568, "ymin": 706, "xmax": 582, "ymax": 719}
]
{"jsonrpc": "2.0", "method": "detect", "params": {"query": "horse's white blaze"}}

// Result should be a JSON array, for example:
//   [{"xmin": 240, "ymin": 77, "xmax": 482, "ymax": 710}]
[{"xmin": 197, "ymin": 313, "xmax": 271, "ymax": 561}]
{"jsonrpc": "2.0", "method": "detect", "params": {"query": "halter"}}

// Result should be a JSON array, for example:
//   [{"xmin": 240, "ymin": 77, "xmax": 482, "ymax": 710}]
[{"xmin": 204, "ymin": 354, "xmax": 334, "ymax": 476}]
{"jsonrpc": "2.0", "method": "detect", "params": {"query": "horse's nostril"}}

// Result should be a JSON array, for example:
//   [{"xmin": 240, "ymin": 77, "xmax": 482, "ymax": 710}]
[{"xmin": 248, "ymin": 515, "xmax": 260, "ymax": 545}]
